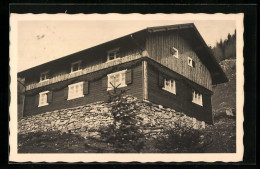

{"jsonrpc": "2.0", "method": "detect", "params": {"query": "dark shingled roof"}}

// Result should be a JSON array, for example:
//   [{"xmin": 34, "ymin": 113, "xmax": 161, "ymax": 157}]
[{"xmin": 18, "ymin": 23, "xmax": 228, "ymax": 85}]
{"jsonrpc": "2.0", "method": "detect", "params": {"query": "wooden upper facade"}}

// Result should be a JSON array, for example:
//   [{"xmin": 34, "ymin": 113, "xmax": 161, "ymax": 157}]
[
  {"xmin": 146, "ymin": 29, "xmax": 213, "ymax": 90},
  {"xmin": 18, "ymin": 23, "xmax": 227, "ymax": 93}
]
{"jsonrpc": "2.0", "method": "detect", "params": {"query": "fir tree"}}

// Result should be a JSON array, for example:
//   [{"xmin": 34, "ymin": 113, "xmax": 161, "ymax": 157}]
[{"xmin": 101, "ymin": 82, "xmax": 145, "ymax": 153}]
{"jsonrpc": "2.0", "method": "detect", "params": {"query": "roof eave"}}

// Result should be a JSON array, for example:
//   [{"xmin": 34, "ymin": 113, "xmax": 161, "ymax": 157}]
[{"xmin": 190, "ymin": 24, "xmax": 229, "ymax": 85}]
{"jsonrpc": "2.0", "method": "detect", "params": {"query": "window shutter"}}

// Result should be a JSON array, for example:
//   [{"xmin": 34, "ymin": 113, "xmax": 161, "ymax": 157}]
[
  {"xmin": 125, "ymin": 69, "xmax": 132, "ymax": 85},
  {"xmin": 64, "ymin": 87, "xmax": 68, "ymax": 100},
  {"xmin": 192, "ymin": 60, "xmax": 195, "ymax": 67},
  {"xmin": 158, "ymin": 72, "xmax": 164, "ymax": 87},
  {"xmin": 47, "ymin": 91, "xmax": 53, "ymax": 103},
  {"xmin": 83, "ymin": 81, "xmax": 89, "ymax": 95},
  {"xmin": 102, "ymin": 76, "xmax": 108, "ymax": 90},
  {"xmin": 35, "ymin": 94, "xmax": 39, "ymax": 107}
]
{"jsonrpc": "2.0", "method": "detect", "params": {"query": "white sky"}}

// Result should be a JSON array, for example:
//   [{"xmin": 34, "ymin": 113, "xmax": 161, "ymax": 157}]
[{"xmin": 16, "ymin": 15, "xmax": 236, "ymax": 72}]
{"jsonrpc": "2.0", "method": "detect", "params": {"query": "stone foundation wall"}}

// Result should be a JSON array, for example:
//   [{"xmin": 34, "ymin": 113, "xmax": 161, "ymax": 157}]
[{"xmin": 18, "ymin": 96, "xmax": 207, "ymax": 139}]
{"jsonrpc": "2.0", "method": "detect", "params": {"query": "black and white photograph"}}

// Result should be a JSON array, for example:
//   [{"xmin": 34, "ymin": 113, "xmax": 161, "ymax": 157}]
[{"xmin": 9, "ymin": 13, "xmax": 244, "ymax": 162}]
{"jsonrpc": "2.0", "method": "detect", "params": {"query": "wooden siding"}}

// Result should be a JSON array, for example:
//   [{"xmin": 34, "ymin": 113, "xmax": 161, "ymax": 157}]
[
  {"xmin": 18, "ymin": 78, "xmax": 26, "ymax": 119},
  {"xmin": 146, "ymin": 30, "xmax": 212, "ymax": 91},
  {"xmin": 147, "ymin": 64, "xmax": 213, "ymax": 124},
  {"xmin": 23, "ymin": 63, "xmax": 143, "ymax": 116},
  {"xmin": 25, "ymin": 51, "xmax": 143, "ymax": 91}
]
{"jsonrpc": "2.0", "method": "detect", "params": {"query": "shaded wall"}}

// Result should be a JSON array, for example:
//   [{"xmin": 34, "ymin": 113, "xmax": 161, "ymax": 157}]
[
  {"xmin": 24, "ymin": 63, "xmax": 143, "ymax": 116},
  {"xmin": 147, "ymin": 64, "xmax": 213, "ymax": 124}
]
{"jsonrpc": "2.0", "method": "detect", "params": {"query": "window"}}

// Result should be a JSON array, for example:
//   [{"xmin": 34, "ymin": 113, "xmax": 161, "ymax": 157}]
[
  {"xmin": 68, "ymin": 82, "xmax": 84, "ymax": 100},
  {"xmin": 188, "ymin": 57, "xmax": 195, "ymax": 67},
  {"xmin": 107, "ymin": 70, "xmax": 127, "ymax": 90},
  {"xmin": 162, "ymin": 78, "xmax": 176, "ymax": 94},
  {"xmin": 192, "ymin": 90, "xmax": 203, "ymax": 106},
  {"xmin": 71, "ymin": 61, "xmax": 82, "ymax": 73},
  {"xmin": 38, "ymin": 91, "xmax": 49, "ymax": 107},
  {"xmin": 107, "ymin": 48, "xmax": 119, "ymax": 62},
  {"xmin": 170, "ymin": 47, "xmax": 178, "ymax": 58},
  {"xmin": 40, "ymin": 71, "xmax": 49, "ymax": 82}
]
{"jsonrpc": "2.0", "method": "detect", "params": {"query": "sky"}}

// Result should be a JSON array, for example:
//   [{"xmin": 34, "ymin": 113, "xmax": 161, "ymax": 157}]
[{"xmin": 16, "ymin": 17, "xmax": 236, "ymax": 72}]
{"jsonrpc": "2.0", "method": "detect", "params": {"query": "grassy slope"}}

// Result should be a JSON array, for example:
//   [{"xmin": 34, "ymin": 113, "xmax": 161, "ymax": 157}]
[
  {"xmin": 212, "ymin": 59, "xmax": 236, "ymax": 116},
  {"xmin": 18, "ymin": 131, "xmax": 116, "ymax": 153}
]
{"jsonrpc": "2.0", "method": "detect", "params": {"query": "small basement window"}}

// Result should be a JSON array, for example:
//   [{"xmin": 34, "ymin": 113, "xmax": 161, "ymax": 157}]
[
  {"xmin": 107, "ymin": 48, "xmax": 119, "ymax": 62},
  {"xmin": 170, "ymin": 47, "xmax": 178, "ymax": 58},
  {"xmin": 71, "ymin": 61, "xmax": 82, "ymax": 73},
  {"xmin": 38, "ymin": 91, "xmax": 49, "ymax": 107},
  {"xmin": 162, "ymin": 78, "xmax": 176, "ymax": 94},
  {"xmin": 188, "ymin": 57, "xmax": 195, "ymax": 67},
  {"xmin": 192, "ymin": 90, "xmax": 203, "ymax": 106},
  {"xmin": 107, "ymin": 70, "xmax": 127, "ymax": 90},
  {"xmin": 68, "ymin": 82, "xmax": 84, "ymax": 100},
  {"xmin": 40, "ymin": 71, "xmax": 49, "ymax": 82}
]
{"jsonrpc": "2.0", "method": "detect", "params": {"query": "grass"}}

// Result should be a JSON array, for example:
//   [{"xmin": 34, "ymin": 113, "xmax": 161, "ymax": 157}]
[
  {"xmin": 204, "ymin": 116, "xmax": 236, "ymax": 153},
  {"xmin": 18, "ymin": 116, "xmax": 236, "ymax": 153}
]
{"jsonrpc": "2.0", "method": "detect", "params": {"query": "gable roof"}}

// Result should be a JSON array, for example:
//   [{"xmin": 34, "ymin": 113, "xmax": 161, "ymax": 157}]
[{"xmin": 18, "ymin": 23, "xmax": 228, "ymax": 85}]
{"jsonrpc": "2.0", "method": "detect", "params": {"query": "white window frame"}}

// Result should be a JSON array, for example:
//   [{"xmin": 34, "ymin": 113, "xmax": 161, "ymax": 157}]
[
  {"xmin": 107, "ymin": 69, "xmax": 127, "ymax": 91},
  {"xmin": 192, "ymin": 90, "xmax": 203, "ymax": 106},
  {"xmin": 188, "ymin": 57, "xmax": 194, "ymax": 67},
  {"xmin": 162, "ymin": 78, "xmax": 176, "ymax": 95},
  {"xmin": 67, "ymin": 82, "xmax": 84, "ymax": 100},
  {"xmin": 107, "ymin": 48, "xmax": 120, "ymax": 62},
  {"xmin": 171, "ymin": 47, "xmax": 178, "ymax": 58},
  {"xmin": 38, "ymin": 91, "xmax": 49, "ymax": 107},
  {"xmin": 40, "ymin": 71, "xmax": 49, "ymax": 82},
  {"xmin": 70, "ymin": 60, "xmax": 82, "ymax": 74}
]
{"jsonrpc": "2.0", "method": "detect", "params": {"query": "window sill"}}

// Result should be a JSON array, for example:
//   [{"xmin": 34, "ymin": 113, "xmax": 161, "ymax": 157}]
[
  {"xmin": 39, "ymin": 79, "xmax": 50, "ymax": 83},
  {"xmin": 107, "ymin": 84, "xmax": 127, "ymax": 91},
  {"xmin": 162, "ymin": 88, "xmax": 176, "ymax": 95},
  {"xmin": 67, "ymin": 95, "xmax": 84, "ymax": 100},
  {"xmin": 38, "ymin": 103, "xmax": 49, "ymax": 107},
  {"xmin": 106, "ymin": 58, "xmax": 121, "ymax": 63},
  {"xmin": 69, "ymin": 69, "xmax": 82, "ymax": 75},
  {"xmin": 192, "ymin": 101, "xmax": 203, "ymax": 107}
]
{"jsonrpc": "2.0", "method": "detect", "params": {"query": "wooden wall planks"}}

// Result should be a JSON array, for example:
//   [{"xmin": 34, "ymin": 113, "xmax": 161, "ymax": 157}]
[
  {"xmin": 146, "ymin": 31, "xmax": 212, "ymax": 91},
  {"xmin": 23, "ymin": 64, "xmax": 143, "ymax": 117},
  {"xmin": 147, "ymin": 64, "xmax": 213, "ymax": 124}
]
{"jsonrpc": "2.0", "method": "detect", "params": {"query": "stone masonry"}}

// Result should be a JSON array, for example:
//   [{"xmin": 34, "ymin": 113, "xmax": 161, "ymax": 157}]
[{"xmin": 18, "ymin": 96, "xmax": 207, "ymax": 139}]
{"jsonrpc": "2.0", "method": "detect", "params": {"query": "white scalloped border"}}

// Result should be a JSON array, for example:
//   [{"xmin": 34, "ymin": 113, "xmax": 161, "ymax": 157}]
[{"xmin": 9, "ymin": 13, "xmax": 244, "ymax": 163}]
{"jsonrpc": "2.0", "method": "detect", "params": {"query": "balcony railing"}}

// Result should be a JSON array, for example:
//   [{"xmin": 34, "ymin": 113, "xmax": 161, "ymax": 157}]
[{"xmin": 25, "ymin": 52, "xmax": 145, "ymax": 91}]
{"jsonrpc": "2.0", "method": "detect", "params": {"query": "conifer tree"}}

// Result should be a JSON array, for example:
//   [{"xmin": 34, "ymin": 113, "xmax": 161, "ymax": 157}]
[{"xmin": 102, "ymin": 82, "xmax": 145, "ymax": 153}]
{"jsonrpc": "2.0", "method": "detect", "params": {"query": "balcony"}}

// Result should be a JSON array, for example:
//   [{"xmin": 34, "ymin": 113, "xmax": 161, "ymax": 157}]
[{"xmin": 25, "ymin": 52, "xmax": 147, "ymax": 91}]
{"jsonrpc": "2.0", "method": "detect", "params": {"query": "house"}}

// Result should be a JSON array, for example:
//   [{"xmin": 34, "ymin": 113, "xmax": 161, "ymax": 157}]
[
  {"xmin": 17, "ymin": 23, "xmax": 228, "ymax": 124},
  {"xmin": 17, "ymin": 77, "xmax": 25, "ymax": 119}
]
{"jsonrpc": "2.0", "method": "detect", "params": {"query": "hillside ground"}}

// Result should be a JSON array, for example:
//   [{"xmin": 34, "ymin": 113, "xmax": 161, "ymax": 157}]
[{"xmin": 212, "ymin": 59, "xmax": 236, "ymax": 117}]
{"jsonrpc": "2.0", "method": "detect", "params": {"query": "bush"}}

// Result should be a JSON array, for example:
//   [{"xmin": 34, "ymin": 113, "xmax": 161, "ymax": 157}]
[
  {"xmin": 155, "ymin": 119, "xmax": 212, "ymax": 153},
  {"xmin": 100, "ymin": 87, "xmax": 145, "ymax": 153}
]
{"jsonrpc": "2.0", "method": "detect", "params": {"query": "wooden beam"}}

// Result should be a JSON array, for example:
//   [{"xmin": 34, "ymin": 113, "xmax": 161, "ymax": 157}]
[{"xmin": 143, "ymin": 60, "xmax": 148, "ymax": 100}]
